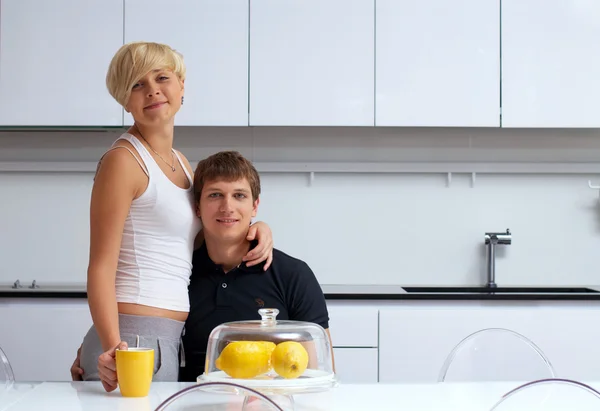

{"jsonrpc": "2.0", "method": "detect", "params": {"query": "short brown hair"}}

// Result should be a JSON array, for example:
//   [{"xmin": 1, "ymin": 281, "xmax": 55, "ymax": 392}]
[{"xmin": 193, "ymin": 151, "xmax": 261, "ymax": 203}]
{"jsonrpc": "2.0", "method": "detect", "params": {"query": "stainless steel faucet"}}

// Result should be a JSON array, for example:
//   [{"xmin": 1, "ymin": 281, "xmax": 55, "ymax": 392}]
[{"xmin": 484, "ymin": 229, "xmax": 512, "ymax": 288}]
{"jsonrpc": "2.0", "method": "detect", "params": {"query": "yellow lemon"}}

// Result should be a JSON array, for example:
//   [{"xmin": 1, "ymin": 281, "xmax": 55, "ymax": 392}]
[
  {"xmin": 271, "ymin": 341, "xmax": 309, "ymax": 379},
  {"xmin": 215, "ymin": 341, "xmax": 276, "ymax": 379}
]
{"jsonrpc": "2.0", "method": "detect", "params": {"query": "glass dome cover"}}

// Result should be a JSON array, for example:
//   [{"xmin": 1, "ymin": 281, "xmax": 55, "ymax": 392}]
[{"xmin": 197, "ymin": 308, "xmax": 338, "ymax": 395}]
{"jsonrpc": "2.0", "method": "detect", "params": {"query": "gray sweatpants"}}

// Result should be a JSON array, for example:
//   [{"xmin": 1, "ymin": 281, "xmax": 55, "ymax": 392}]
[{"xmin": 80, "ymin": 313, "xmax": 184, "ymax": 382}]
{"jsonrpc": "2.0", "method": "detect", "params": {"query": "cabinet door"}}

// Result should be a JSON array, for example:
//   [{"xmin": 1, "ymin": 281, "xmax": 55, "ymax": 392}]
[
  {"xmin": 327, "ymin": 304, "xmax": 379, "ymax": 348},
  {"xmin": 502, "ymin": 1, "xmax": 600, "ymax": 127},
  {"xmin": 0, "ymin": 299, "xmax": 92, "ymax": 381},
  {"xmin": 249, "ymin": 0, "xmax": 374, "ymax": 126},
  {"xmin": 124, "ymin": 0, "xmax": 249, "ymax": 126},
  {"xmin": 379, "ymin": 306, "xmax": 600, "ymax": 383},
  {"xmin": 333, "ymin": 348, "xmax": 378, "ymax": 383},
  {"xmin": 0, "ymin": 0, "xmax": 123, "ymax": 126},
  {"xmin": 376, "ymin": 0, "xmax": 500, "ymax": 127}
]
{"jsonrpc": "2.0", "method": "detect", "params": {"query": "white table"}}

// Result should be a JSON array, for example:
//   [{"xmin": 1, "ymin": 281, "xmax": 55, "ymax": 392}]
[
  {"xmin": 2, "ymin": 380, "xmax": 600, "ymax": 410},
  {"xmin": 0, "ymin": 383, "xmax": 39, "ymax": 411}
]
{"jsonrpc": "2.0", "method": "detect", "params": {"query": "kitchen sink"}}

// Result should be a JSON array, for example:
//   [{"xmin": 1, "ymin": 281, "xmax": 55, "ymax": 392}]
[{"xmin": 402, "ymin": 286, "xmax": 600, "ymax": 294}]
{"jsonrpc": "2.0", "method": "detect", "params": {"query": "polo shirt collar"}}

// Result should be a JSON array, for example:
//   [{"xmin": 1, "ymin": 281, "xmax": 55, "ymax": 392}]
[{"xmin": 194, "ymin": 240, "xmax": 264, "ymax": 276}]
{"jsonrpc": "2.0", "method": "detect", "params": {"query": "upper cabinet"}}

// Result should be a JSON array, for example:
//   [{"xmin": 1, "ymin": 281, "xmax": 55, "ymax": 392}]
[
  {"xmin": 0, "ymin": 0, "xmax": 124, "ymax": 127},
  {"xmin": 502, "ymin": 1, "xmax": 600, "ymax": 128},
  {"xmin": 2, "ymin": 1, "xmax": 597, "ymax": 128},
  {"xmin": 124, "ymin": 0, "xmax": 249, "ymax": 127},
  {"xmin": 249, "ymin": 0, "xmax": 375, "ymax": 126},
  {"xmin": 376, "ymin": 0, "xmax": 500, "ymax": 127}
]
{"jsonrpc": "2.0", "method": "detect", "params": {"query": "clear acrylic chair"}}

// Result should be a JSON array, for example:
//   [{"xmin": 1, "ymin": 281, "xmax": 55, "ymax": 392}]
[
  {"xmin": 154, "ymin": 382, "xmax": 286, "ymax": 411},
  {"xmin": 0, "ymin": 346, "xmax": 15, "ymax": 388},
  {"xmin": 438, "ymin": 328, "xmax": 556, "ymax": 382},
  {"xmin": 489, "ymin": 378, "xmax": 600, "ymax": 410}
]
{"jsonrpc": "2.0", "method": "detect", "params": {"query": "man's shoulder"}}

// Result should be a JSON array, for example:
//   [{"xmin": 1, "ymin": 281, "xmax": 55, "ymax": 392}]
[{"xmin": 270, "ymin": 248, "xmax": 312, "ymax": 273}]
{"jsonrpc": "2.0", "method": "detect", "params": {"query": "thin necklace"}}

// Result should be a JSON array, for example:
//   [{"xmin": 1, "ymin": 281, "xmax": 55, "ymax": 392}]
[{"xmin": 135, "ymin": 126, "xmax": 176, "ymax": 172}]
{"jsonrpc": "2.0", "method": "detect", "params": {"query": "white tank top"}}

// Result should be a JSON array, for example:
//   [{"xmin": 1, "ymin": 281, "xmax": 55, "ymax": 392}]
[{"xmin": 100, "ymin": 133, "xmax": 202, "ymax": 312}]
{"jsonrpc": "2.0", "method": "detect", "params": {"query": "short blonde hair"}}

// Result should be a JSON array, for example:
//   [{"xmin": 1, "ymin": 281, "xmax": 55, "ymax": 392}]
[{"xmin": 106, "ymin": 41, "xmax": 186, "ymax": 107}]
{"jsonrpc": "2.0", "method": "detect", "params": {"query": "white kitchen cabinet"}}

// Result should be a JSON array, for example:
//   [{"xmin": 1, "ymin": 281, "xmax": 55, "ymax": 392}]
[
  {"xmin": 379, "ymin": 304, "xmax": 600, "ymax": 383},
  {"xmin": 327, "ymin": 303, "xmax": 379, "ymax": 348},
  {"xmin": 326, "ymin": 303, "xmax": 379, "ymax": 383},
  {"xmin": 333, "ymin": 348, "xmax": 378, "ymax": 383},
  {"xmin": 249, "ymin": 0, "xmax": 375, "ymax": 126},
  {"xmin": 124, "ymin": 0, "xmax": 249, "ymax": 126},
  {"xmin": 0, "ymin": 0, "xmax": 123, "ymax": 126},
  {"xmin": 0, "ymin": 299, "xmax": 92, "ymax": 381},
  {"xmin": 501, "ymin": 0, "xmax": 600, "ymax": 127},
  {"xmin": 375, "ymin": 0, "xmax": 500, "ymax": 127}
]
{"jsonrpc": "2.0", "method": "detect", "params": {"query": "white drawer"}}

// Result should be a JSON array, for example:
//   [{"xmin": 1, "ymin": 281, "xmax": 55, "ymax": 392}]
[
  {"xmin": 333, "ymin": 347, "xmax": 378, "ymax": 383},
  {"xmin": 326, "ymin": 304, "xmax": 378, "ymax": 347}
]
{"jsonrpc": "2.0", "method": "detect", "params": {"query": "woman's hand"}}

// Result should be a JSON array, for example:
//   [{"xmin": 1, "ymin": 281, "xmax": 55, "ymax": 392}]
[
  {"xmin": 243, "ymin": 221, "xmax": 274, "ymax": 270},
  {"xmin": 70, "ymin": 345, "xmax": 84, "ymax": 381},
  {"xmin": 98, "ymin": 341, "xmax": 128, "ymax": 392}
]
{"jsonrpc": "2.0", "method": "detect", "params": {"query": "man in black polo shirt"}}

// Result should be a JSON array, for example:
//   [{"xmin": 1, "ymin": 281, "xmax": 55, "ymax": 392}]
[
  {"xmin": 70, "ymin": 151, "xmax": 331, "ymax": 383},
  {"xmin": 179, "ymin": 150, "xmax": 331, "ymax": 382}
]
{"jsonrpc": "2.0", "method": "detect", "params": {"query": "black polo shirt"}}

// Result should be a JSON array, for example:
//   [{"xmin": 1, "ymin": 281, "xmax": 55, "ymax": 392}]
[{"xmin": 179, "ymin": 242, "xmax": 330, "ymax": 382}]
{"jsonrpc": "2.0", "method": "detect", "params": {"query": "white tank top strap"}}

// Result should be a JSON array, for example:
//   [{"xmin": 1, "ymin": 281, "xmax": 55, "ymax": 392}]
[
  {"xmin": 94, "ymin": 138, "xmax": 150, "ymax": 180},
  {"xmin": 172, "ymin": 149, "xmax": 194, "ymax": 186},
  {"xmin": 100, "ymin": 145, "xmax": 149, "ymax": 177},
  {"xmin": 120, "ymin": 134, "xmax": 157, "ymax": 170}
]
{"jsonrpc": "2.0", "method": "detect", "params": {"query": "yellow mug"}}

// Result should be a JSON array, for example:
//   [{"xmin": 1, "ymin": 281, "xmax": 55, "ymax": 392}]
[{"xmin": 115, "ymin": 347, "xmax": 154, "ymax": 397}]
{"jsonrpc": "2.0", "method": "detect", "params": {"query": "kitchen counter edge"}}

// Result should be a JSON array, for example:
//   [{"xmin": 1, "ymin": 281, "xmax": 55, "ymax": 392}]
[{"xmin": 3, "ymin": 288, "xmax": 600, "ymax": 301}]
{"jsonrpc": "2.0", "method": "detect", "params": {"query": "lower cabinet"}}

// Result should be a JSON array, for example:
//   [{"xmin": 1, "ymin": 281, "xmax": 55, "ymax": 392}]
[
  {"xmin": 378, "ymin": 304, "xmax": 600, "ymax": 383},
  {"xmin": 326, "ymin": 303, "xmax": 379, "ymax": 348},
  {"xmin": 333, "ymin": 347, "xmax": 378, "ymax": 383},
  {"xmin": 7, "ymin": 298, "xmax": 599, "ymax": 385},
  {"xmin": 0, "ymin": 298, "xmax": 382, "ymax": 383},
  {"xmin": 0, "ymin": 298, "xmax": 92, "ymax": 381},
  {"xmin": 327, "ymin": 302, "xmax": 380, "ymax": 383}
]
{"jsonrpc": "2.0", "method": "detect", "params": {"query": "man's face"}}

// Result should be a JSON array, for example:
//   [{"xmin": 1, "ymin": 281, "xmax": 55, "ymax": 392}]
[{"xmin": 197, "ymin": 178, "xmax": 259, "ymax": 242}]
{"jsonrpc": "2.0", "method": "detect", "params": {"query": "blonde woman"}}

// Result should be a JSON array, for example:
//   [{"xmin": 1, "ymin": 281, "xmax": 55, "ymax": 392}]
[{"xmin": 79, "ymin": 42, "xmax": 274, "ymax": 391}]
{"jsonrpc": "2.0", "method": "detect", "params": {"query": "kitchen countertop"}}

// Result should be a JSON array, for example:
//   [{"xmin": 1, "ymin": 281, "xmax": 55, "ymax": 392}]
[
  {"xmin": 2, "ymin": 283, "xmax": 600, "ymax": 300},
  {"xmin": 0, "ymin": 283, "xmax": 87, "ymax": 298}
]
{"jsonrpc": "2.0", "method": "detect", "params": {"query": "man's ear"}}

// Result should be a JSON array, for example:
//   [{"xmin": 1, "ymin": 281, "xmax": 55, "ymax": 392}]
[{"xmin": 252, "ymin": 197, "xmax": 260, "ymax": 218}]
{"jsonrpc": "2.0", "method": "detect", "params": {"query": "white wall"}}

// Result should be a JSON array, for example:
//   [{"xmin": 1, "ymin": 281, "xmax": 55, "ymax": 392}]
[{"xmin": 2, "ymin": 127, "xmax": 600, "ymax": 287}]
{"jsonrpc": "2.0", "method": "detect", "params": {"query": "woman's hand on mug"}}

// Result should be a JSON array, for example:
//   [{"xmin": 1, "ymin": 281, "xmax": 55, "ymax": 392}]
[{"xmin": 98, "ymin": 341, "xmax": 128, "ymax": 392}]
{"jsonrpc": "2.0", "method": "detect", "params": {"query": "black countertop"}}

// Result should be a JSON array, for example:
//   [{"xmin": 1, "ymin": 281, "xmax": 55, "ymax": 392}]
[
  {"xmin": 2, "ymin": 284, "xmax": 600, "ymax": 300},
  {"xmin": 321, "ymin": 285, "xmax": 600, "ymax": 300}
]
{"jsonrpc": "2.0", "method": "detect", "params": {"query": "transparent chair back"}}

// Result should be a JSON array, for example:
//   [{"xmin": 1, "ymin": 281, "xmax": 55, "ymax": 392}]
[
  {"xmin": 154, "ymin": 382, "xmax": 287, "ymax": 411},
  {"xmin": 438, "ymin": 328, "xmax": 556, "ymax": 382},
  {"xmin": 0, "ymin": 346, "xmax": 15, "ymax": 388},
  {"xmin": 489, "ymin": 378, "xmax": 600, "ymax": 411}
]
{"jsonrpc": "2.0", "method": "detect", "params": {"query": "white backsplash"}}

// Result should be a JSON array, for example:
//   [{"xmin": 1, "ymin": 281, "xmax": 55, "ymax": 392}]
[{"xmin": 1, "ymin": 127, "xmax": 600, "ymax": 286}]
